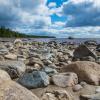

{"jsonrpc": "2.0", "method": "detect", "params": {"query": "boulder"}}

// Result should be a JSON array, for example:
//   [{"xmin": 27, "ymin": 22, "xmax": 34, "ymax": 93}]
[
  {"xmin": 81, "ymin": 93, "xmax": 100, "ymax": 100},
  {"xmin": 0, "ymin": 81, "xmax": 40, "ymax": 100},
  {"xmin": 61, "ymin": 61, "xmax": 100, "ymax": 85},
  {"xmin": 73, "ymin": 44, "xmax": 97, "ymax": 60},
  {"xmin": 0, "ymin": 69, "xmax": 11, "ymax": 84},
  {"xmin": 41, "ymin": 90, "xmax": 73, "ymax": 100},
  {"xmin": 18, "ymin": 71, "xmax": 49, "ymax": 89},
  {"xmin": 14, "ymin": 39, "xmax": 23, "ymax": 47},
  {"xmin": 52, "ymin": 72, "xmax": 78, "ymax": 87},
  {"xmin": 0, "ymin": 61, "xmax": 26, "ymax": 79}
]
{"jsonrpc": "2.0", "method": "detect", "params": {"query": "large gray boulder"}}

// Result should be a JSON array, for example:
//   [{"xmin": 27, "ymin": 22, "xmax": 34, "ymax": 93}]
[
  {"xmin": 73, "ymin": 44, "xmax": 97, "ymax": 60},
  {"xmin": 0, "ymin": 61, "xmax": 26, "ymax": 79},
  {"xmin": 18, "ymin": 71, "xmax": 49, "ymax": 89}
]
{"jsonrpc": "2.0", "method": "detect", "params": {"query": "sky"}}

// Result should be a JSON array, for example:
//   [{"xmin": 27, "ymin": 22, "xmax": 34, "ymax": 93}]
[{"xmin": 0, "ymin": 0, "xmax": 100, "ymax": 38}]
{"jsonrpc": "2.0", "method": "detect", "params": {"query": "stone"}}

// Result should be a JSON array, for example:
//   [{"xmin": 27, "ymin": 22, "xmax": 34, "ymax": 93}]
[
  {"xmin": 0, "ymin": 48, "xmax": 8, "ymax": 55},
  {"xmin": 0, "ymin": 69, "xmax": 11, "ymax": 84},
  {"xmin": 61, "ymin": 61, "xmax": 100, "ymax": 85},
  {"xmin": 18, "ymin": 71, "xmax": 49, "ymax": 89},
  {"xmin": 81, "ymin": 56, "xmax": 95, "ymax": 62},
  {"xmin": 52, "ymin": 72, "xmax": 78, "ymax": 87},
  {"xmin": 73, "ymin": 84, "xmax": 83, "ymax": 92},
  {"xmin": 73, "ymin": 44, "xmax": 97, "ymax": 60},
  {"xmin": 41, "ymin": 90, "xmax": 73, "ymax": 100},
  {"xmin": 14, "ymin": 39, "xmax": 23, "ymax": 47},
  {"xmin": 96, "ymin": 44, "xmax": 100, "ymax": 52},
  {"xmin": 0, "ymin": 61, "xmax": 26, "ymax": 79},
  {"xmin": 28, "ymin": 57, "xmax": 44, "ymax": 68},
  {"xmin": 80, "ymin": 81, "xmax": 87, "ymax": 87},
  {"xmin": 95, "ymin": 87, "xmax": 100, "ymax": 93},
  {"xmin": 42, "ymin": 59, "xmax": 52, "ymax": 66},
  {"xmin": 0, "ymin": 81, "xmax": 40, "ymax": 100},
  {"xmin": 42, "ymin": 67, "xmax": 58, "ymax": 76},
  {"xmin": 4, "ymin": 53, "xmax": 17, "ymax": 60},
  {"xmin": 80, "ymin": 93, "xmax": 100, "ymax": 100},
  {"xmin": 84, "ymin": 40, "xmax": 97, "ymax": 46}
]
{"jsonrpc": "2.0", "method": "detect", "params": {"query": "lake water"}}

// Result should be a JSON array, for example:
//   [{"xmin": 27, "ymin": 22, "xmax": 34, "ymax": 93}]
[
  {"xmin": 0, "ymin": 38, "xmax": 100, "ymax": 44},
  {"xmin": 30, "ymin": 38, "xmax": 100, "ymax": 44}
]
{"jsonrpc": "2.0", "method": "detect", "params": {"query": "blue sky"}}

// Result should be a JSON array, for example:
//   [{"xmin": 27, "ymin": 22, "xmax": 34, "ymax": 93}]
[{"xmin": 0, "ymin": 0, "xmax": 100, "ymax": 38}]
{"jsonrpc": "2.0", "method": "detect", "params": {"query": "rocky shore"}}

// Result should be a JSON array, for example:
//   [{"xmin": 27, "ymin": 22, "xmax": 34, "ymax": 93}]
[{"xmin": 0, "ymin": 38, "xmax": 100, "ymax": 100}]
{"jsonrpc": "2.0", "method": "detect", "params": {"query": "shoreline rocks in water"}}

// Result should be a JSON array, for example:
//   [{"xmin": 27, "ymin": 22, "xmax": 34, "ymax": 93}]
[{"xmin": 0, "ymin": 38, "xmax": 100, "ymax": 100}]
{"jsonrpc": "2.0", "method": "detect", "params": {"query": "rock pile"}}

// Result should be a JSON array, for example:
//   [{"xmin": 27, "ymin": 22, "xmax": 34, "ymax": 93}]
[{"xmin": 0, "ymin": 38, "xmax": 100, "ymax": 100}]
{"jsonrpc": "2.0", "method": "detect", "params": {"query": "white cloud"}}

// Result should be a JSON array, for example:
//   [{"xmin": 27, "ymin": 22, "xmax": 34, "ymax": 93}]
[
  {"xmin": 14, "ymin": 26, "xmax": 100, "ymax": 38},
  {"xmin": 62, "ymin": 0, "xmax": 100, "ymax": 27},
  {"xmin": 0, "ymin": 0, "xmax": 51, "ymax": 29},
  {"xmin": 48, "ymin": 2, "xmax": 56, "ymax": 8}
]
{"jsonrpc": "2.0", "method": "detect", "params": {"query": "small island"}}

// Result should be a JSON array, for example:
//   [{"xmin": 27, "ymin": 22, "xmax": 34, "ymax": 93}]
[
  {"xmin": 0, "ymin": 26, "xmax": 55, "ymax": 38},
  {"xmin": 68, "ymin": 36, "xmax": 74, "ymax": 40}
]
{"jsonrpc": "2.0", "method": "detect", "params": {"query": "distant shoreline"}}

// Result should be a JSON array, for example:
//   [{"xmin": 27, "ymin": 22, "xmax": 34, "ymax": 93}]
[{"xmin": 0, "ymin": 26, "xmax": 56, "ymax": 38}]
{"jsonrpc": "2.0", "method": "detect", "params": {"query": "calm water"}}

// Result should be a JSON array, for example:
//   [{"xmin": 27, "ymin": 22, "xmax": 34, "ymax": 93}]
[
  {"xmin": 0, "ymin": 38, "xmax": 100, "ymax": 44},
  {"xmin": 31, "ymin": 38, "xmax": 100, "ymax": 44}
]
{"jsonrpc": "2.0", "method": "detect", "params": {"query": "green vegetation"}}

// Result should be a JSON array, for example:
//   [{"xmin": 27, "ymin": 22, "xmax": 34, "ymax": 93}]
[{"xmin": 0, "ymin": 26, "xmax": 55, "ymax": 38}]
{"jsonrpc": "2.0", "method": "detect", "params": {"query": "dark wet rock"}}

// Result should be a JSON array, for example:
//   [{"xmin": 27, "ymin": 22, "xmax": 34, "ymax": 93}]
[{"xmin": 18, "ymin": 71, "xmax": 50, "ymax": 89}]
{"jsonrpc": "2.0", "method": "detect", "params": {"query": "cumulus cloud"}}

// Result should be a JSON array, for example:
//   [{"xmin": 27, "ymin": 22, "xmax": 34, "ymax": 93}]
[
  {"xmin": 62, "ymin": 0, "xmax": 100, "ymax": 27},
  {"xmin": 1, "ymin": 0, "xmax": 100, "ymax": 38},
  {"xmin": 48, "ymin": 2, "xmax": 57, "ymax": 8},
  {"xmin": 0, "ymin": 0, "xmax": 51, "ymax": 28},
  {"xmin": 14, "ymin": 26, "xmax": 100, "ymax": 38}
]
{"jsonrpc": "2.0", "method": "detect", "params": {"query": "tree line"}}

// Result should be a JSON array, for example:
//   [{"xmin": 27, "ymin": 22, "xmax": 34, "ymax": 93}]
[{"xmin": 0, "ymin": 26, "xmax": 55, "ymax": 38}]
